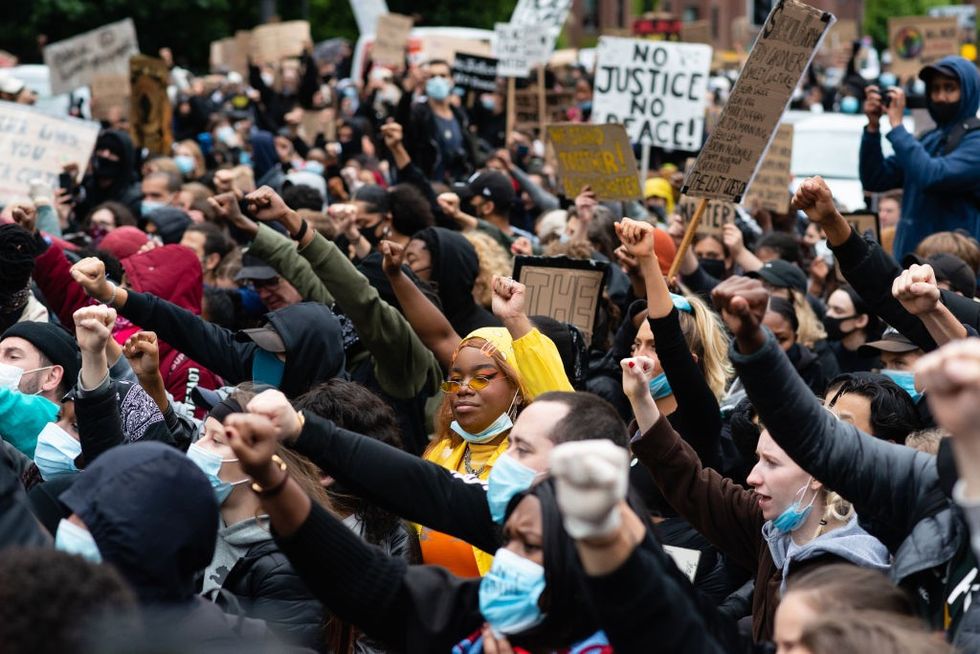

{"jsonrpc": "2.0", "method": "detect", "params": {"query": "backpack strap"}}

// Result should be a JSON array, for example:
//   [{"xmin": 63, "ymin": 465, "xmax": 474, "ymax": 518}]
[{"xmin": 943, "ymin": 116, "xmax": 980, "ymax": 155}]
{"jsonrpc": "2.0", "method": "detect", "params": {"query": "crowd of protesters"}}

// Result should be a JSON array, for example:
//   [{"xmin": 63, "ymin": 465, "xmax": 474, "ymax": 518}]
[{"xmin": 0, "ymin": 22, "xmax": 979, "ymax": 654}]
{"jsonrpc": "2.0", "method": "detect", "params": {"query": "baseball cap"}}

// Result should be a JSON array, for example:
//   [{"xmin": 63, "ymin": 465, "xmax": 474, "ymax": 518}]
[
  {"xmin": 237, "ymin": 325, "xmax": 286, "ymax": 353},
  {"xmin": 467, "ymin": 171, "xmax": 516, "ymax": 211},
  {"xmin": 919, "ymin": 62, "xmax": 959, "ymax": 84},
  {"xmin": 748, "ymin": 259, "xmax": 808, "ymax": 294},
  {"xmin": 902, "ymin": 252, "xmax": 976, "ymax": 298},
  {"xmin": 859, "ymin": 327, "xmax": 919, "ymax": 356},
  {"xmin": 234, "ymin": 255, "xmax": 279, "ymax": 283}
]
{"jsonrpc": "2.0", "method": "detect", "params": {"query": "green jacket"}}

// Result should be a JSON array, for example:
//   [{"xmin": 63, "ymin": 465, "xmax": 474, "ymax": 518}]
[{"xmin": 249, "ymin": 225, "xmax": 441, "ymax": 400}]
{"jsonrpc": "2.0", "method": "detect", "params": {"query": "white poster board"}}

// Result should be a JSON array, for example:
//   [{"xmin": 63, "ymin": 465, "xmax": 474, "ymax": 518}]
[
  {"xmin": 350, "ymin": 0, "xmax": 390, "ymax": 35},
  {"xmin": 591, "ymin": 37, "xmax": 712, "ymax": 150},
  {"xmin": 493, "ymin": 23, "xmax": 550, "ymax": 78},
  {"xmin": 510, "ymin": 0, "xmax": 573, "ymax": 54},
  {"xmin": 43, "ymin": 18, "xmax": 140, "ymax": 95}
]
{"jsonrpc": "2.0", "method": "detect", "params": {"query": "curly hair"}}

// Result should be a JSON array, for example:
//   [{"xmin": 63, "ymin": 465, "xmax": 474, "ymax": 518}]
[{"xmin": 463, "ymin": 230, "xmax": 513, "ymax": 309}]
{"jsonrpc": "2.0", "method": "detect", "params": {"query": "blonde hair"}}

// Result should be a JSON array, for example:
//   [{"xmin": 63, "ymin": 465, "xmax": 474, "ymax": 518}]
[
  {"xmin": 463, "ymin": 231, "xmax": 513, "ymax": 309},
  {"xmin": 790, "ymin": 288, "xmax": 827, "ymax": 346},
  {"xmin": 678, "ymin": 293, "xmax": 734, "ymax": 401},
  {"xmin": 813, "ymin": 489, "xmax": 854, "ymax": 538},
  {"xmin": 916, "ymin": 231, "xmax": 980, "ymax": 273},
  {"xmin": 176, "ymin": 139, "xmax": 206, "ymax": 178},
  {"xmin": 905, "ymin": 427, "xmax": 947, "ymax": 455}
]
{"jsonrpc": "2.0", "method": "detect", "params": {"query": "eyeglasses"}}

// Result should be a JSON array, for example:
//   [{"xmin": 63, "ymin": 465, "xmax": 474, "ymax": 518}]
[{"xmin": 440, "ymin": 376, "xmax": 497, "ymax": 394}]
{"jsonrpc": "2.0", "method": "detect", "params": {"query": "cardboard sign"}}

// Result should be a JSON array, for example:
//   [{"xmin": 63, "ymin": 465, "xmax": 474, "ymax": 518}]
[
  {"xmin": 494, "ymin": 23, "xmax": 551, "ymax": 78},
  {"xmin": 43, "ymin": 18, "xmax": 140, "ymax": 95},
  {"xmin": 515, "ymin": 88, "xmax": 575, "ymax": 130},
  {"xmin": 743, "ymin": 123, "xmax": 793, "ymax": 214},
  {"xmin": 350, "ymin": 0, "xmax": 389, "ymax": 35},
  {"xmin": 684, "ymin": 0, "xmax": 834, "ymax": 203},
  {"xmin": 510, "ymin": 0, "xmax": 573, "ymax": 48},
  {"xmin": 888, "ymin": 16, "xmax": 960, "ymax": 80},
  {"xmin": 663, "ymin": 545, "xmax": 701, "ymax": 582},
  {"xmin": 129, "ymin": 55, "xmax": 172, "ymax": 156},
  {"xmin": 591, "ymin": 38, "xmax": 712, "ymax": 150},
  {"xmin": 0, "ymin": 100, "xmax": 100, "ymax": 201},
  {"xmin": 678, "ymin": 197, "xmax": 737, "ymax": 238},
  {"xmin": 418, "ymin": 36, "xmax": 492, "ymax": 67},
  {"xmin": 210, "ymin": 35, "xmax": 249, "ymax": 77},
  {"xmin": 547, "ymin": 123, "xmax": 641, "ymax": 201},
  {"xmin": 681, "ymin": 20, "xmax": 713, "ymax": 45},
  {"xmin": 513, "ymin": 255, "xmax": 610, "ymax": 343},
  {"xmin": 89, "ymin": 73, "xmax": 130, "ymax": 121},
  {"xmin": 373, "ymin": 13, "xmax": 413, "ymax": 67},
  {"xmin": 298, "ymin": 108, "xmax": 336, "ymax": 143},
  {"xmin": 843, "ymin": 212, "xmax": 880, "ymax": 243},
  {"xmin": 453, "ymin": 53, "xmax": 499, "ymax": 93},
  {"xmin": 249, "ymin": 21, "xmax": 312, "ymax": 65}
]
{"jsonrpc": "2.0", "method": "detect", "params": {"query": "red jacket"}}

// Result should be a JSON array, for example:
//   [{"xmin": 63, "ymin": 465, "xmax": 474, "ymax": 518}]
[{"xmin": 34, "ymin": 241, "xmax": 222, "ymax": 404}]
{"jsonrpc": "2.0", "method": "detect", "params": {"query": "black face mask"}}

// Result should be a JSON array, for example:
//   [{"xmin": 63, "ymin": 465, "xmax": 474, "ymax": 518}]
[
  {"xmin": 932, "ymin": 101, "xmax": 959, "ymax": 124},
  {"xmin": 646, "ymin": 204, "xmax": 666, "ymax": 222},
  {"xmin": 361, "ymin": 220, "xmax": 388, "ymax": 248},
  {"xmin": 94, "ymin": 155, "xmax": 123, "ymax": 179},
  {"xmin": 698, "ymin": 257, "xmax": 727, "ymax": 280},
  {"xmin": 823, "ymin": 314, "xmax": 857, "ymax": 341}
]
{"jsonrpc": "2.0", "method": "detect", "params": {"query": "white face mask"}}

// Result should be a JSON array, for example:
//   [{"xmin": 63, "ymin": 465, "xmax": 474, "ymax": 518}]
[
  {"xmin": 34, "ymin": 422, "xmax": 82, "ymax": 481},
  {"xmin": 0, "ymin": 362, "xmax": 52, "ymax": 393}
]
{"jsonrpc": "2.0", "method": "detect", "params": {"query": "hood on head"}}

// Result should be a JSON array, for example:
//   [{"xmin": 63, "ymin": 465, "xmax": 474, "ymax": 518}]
[
  {"xmin": 261, "ymin": 302, "xmax": 346, "ymax": 397},
  {"xmin": 146, "ymin": 207, "xmax": 192, "ymax": 244},
  {"xmin": 123, "ymin": 244, "xmax": 203, "ymax": 314},
  {"xmin": 59, "ymin": 442, "xmax": 218, "ymax": 603},
  {"xmin": 924, "ymin": 55, "xmax": 980, "ymax": 126},
  {"xmin": 250, "ymin": 131, "xmax": 279, "ymax": 182},
  {"xmin": 94, "ymin": 129, "xmax": 137, "ymax": 186}
]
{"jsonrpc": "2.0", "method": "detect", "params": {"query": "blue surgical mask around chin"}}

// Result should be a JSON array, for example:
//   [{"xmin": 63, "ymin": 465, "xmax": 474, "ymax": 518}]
[
  {"xmin": 772, "ymin": 477, "xmax": 818, "ymax": 533},
  {"xmin": 881, "ymin": 369, "xmax": 922, "ymax": 403},
  {"xmin": 840, "ymin": 96, "xmax": 860, "ymax": 114},
  {"xmin": 425, "ymin": 76, "xmax": 452, "ymax": 101},
  {"xmin": 187, "ymin": 442, "xmax": 249, "ymax": 504},
  {"xmin": 55, "ymin": 518, "xmax": 102, "ymax": 563},
  {"xmin": 252, "ymin": 349, "xmax": 285, "ymax": 388},
  {"xmin": 174, "ymin": 154, "xmax": 196, "ymax": 176},
  {"xmin": 479, "ymin": 547, "xmax": 546, "ymax": 636},
  {"xmin": 451, "ymin": 391, "xmax": 519, "ymax": 445},
  {"xmin": 648, "ymin": 372, "xmax": 673, "ymax": 400},
  {"xmin": 34, "ymin": 422, "xmax": 81, "ymax": 481},
  {"xmin": 486, "ymin": 453, "xmax": 538, "ymax": 523}
]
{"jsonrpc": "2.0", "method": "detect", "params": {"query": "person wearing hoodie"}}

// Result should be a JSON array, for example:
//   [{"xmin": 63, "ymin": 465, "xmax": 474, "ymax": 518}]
[
  {"xmin": 764, "ymin": 295, "xmax": 828, "ymax": 395},
  {"xmin": 250, "ymin": 131, "xmax": 286, "ymax": 191},
  {"xmin": 69, "ymin": 256, "xmax": 345, "ymax": 399},
  {"xmin": 74, "ymin": 129, "xmax": 143, "ymax": 221},
  {"xmin": 860, "ymin": 55, "xmax": 980, "ymax": 258}
]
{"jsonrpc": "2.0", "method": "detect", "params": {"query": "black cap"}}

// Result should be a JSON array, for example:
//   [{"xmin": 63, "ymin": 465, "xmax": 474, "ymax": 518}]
[
  {"xmin": 1, "ymin": 322, "xmax": 80, "ymax": 390},
  {"xmin": 902, "ymin": 252, "xmax": 976, "ymax": 298},
  {"xmin": 234, "ymin": 255, "xmax": 279, "ymax": 282},
  {"xmin": 858, "ymin": 326, "xmax": 919, "ymax": 357},
  {"xmin": 236, "ymin": 325, "xmax": 286, "ymax": 353},
  {"xmin": 919, "ymin": 62, "xmax": 959, "ymax": 84},
  {"xmin": 748, "ymin": 259, "xmax": 808, "ymax": 294},
  {"xmin": 467, "ymin": 171, "xmax": 516, "ymax": 212}
]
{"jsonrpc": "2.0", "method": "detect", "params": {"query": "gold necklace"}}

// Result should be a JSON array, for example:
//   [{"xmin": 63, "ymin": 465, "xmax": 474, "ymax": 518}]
[{"xmin": 463, "ymin": 446, "xmax": 488, "ymax": 477}]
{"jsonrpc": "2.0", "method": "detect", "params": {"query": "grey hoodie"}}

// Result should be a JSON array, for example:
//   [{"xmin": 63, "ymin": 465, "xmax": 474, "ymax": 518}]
[
  {"xmin": 764, "ymin": 515, "xmax": 891, "ymax": 594},
  {"xmin": 203, "ymin": 517, "xmax": 273, "ymax": 594}
]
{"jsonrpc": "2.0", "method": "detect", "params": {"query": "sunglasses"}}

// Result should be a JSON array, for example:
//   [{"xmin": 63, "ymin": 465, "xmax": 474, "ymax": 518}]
[{"xmin": 440, "ymin": 375, "xmax": 497, "ymax": 394}]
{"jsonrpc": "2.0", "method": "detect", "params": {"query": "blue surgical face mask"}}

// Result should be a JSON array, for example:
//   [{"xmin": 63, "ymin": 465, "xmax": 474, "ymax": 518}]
[
  {"xmin": 34, "ymin": 422, "xmax": 81, "ymax": 481},
  {"xmin": 174, "ymin": 154, "xmax": 196, "ymax": 176},
  {"xmin": 648, "ymin": 372, "xmax": 673, "ymax": 400},
  {"xmin": 239, "ymin": 151, "xmax": 252, "ymax": 166},
  {"xmin": 187, "ymin": 442, "xmax": 248, "ymax": 504},
  {"xmin": 55, "ymin": 519, "xmax": 102, "ymax": 563},
  {"xmin": 216, "ymin": 125, "xmax": 236, "ymax": 145},
  {"xmin": 487, "ymin": 453, "xmax": 538, "ymax": 523},
  {"xmin": 426, "ymin": 76, "xmax": 451, "ymax": 101},
  {"xmin": 879, "ymin": 72, "xmax": 897, "ymax": 88},
  {"xmin": 840, "ymin": 96, "xmax": 860, "ymax": 114},
  {"xmin": 479, "ymin": 547, "xmax": 546, "ymax": 636},
  {"xmin": 451, "ymin": 392, "xmax": 518, "ymax": 444},
  {"xmin": 772, "ymin": 477, "xmax": 818, "ymax": 533},
  {"xmin": 881, "ymin": 369, "xmax": 922, "ymax": 403},
  {"xmin": 141, "ymin": 200, "xmax": 165, "ymax": 217},
  {"xmin": 251, "ymin": 349, "xmax": 285, "ymax": 388},
  {"xmin": 303, "ymin": 161, "xmax": 325, "ymax": 176},
  {"xmin": 481, "ymin": 96, "xmax": 496, "ymax": 111}
]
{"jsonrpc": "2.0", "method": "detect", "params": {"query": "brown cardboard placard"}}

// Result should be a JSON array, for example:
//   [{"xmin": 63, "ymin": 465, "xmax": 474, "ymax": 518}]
[
  {"xmin": 513, "ymin": 255, "xmax": 610, "ymax": 343},
  {"xmin": 547, "ymin": 123, "xmax": 642, "ymax": 201},
  {"xmin": 680, "ymin": 20, "xmax": 712, "ymax": 45},
  {"xmin": 129, "ymin": 55, "xmax": 172, "ymax": 156},
  {"xmin": 0, "ymin": 100, "xmax": 100, "ymax": 202},
  {"xmin": 743, "ymin": 123, "xmax": 794, "ymax": 214},
  {"xmin": 843, "ymin": 212, "xmax": 880, "ymax": 243},
  {"xmin": 89, "ymin": 73, "xmax": 130, "ymax": 121},
  {"xmin": 888, "ymin": 16, "xmax": 959, "ymax": 81},
  {"xmin": 372, "ymin": 13, "xmax": 414, "ymax": 67},
  {"xmin": 249, "ymin": 21, "xmax": 312, "ymax": 64},
  {"xmin": 514, "ymin": 88, "xmax": 574, "ymax": 131},
  {"xmin": 684, "ymin": 0, "xmax": 834, "ymax": 203},
  {"xmin": 43, "ymin": 18, "xmax": 140, "ymax": 95},
  {"xmin": 678, "ymin": 197, "xmax": 737, "ymax": 238}
]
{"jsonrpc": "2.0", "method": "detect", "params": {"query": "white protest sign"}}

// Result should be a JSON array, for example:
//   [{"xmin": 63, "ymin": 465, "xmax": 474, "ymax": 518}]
[
  {"xmin": 493, "ymin": 23, "xmax": 550, "ymax": 78},
  {"xmin": 684, "ymin": 0, "xmax": 834, "ymax": 202},
  {"xmin": 350, "ymin": 0, "xmax": 389, "ymax": 35},
  {"xmin": 43, "ymin": 18, "xmax": 140, "ymax": 96},
  {"xmin": 591, "ymin": 38, "xmax": 711, "ymax": 150},
  {"xmin": 0, "ymin": 101, "xmax": 100, "ymax": 201},
  {"xmin": 663, "ymin": 545, "xmax": 701, "ymax": 582},
  {"xmin": 929, "ymin": 5, "xmax": 977, "ymax": 31},
  {"xmin": 510, "ymin": 0, "xmax": 573, "ymax": 53}
]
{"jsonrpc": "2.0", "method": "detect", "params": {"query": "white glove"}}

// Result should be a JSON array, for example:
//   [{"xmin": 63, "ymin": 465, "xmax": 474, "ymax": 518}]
[{"xmin": 550, "ymin": 439, "xmax": 630, "ymax": 540}]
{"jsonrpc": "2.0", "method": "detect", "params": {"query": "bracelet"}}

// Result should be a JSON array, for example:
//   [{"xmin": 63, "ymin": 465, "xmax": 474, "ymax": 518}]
[
  {"xmin": 103, "ymin": 282, "xmax": 119, "ymax": 307},
  {"xmin": 251, "ymin": 454, "xmax": 289, "ymax": 497},
  {"xmin": 291, "ymin": 218, "xmax": 309, "ymax": 242}
]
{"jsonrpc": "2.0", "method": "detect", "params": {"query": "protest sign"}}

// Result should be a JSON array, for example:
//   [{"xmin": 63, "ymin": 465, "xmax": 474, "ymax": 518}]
[
  {"xmin": 0, "ymin": 101, "xmax": 100, "ymax": 201},
  {"xmin": 43, "ymin": 18, "xmax": 139, "ymax": 95},
  {"xmin": 928, "ymin": 5, "xmax": 977, "ymax": 33},
  {"xmin": 494, "ymin": 23, "xmax": 550, "ymax": 78},
  {"xmin": 683, "ymin": 0, "xmax": 834, "ymax": 204},
  {"xmin": 843, "ymin": 212, "xmax": 880, "ymax": 243},
  {"xmin": 249, "ymin": 21, "xmax": 312, "ymax": 65},
  {"xmin": 681, "ymin": 20, "xmax": 712, "ymax": 45},
  {"xmin": 453, "ymin": 54, "xmax": 499, "ymax": 93},
  {"xmin": 89, "ymin": 73, "xmax": 130, "ymax": 121},
  {"xmin": 663, "ymin": 545, "xmax": 701, "ymax": 582},
  {"xmin": 350, "ymin": 0, "xmax": 389, "ymax": 35},
  {"xmin": 372, "ymin": 13, "xmax": 414, "ymax": 67},
  {"xmin": 513, "ymin": 255, "xmax": 610, "ymax": 343},
  {"xmin": 129, "ymin": 55, "xmax": 172, "ymax": 156},
  {"xmin": 515, "ymin": 88, "xmax": 575, "ymax": 130},
  {"xmin": 210, "ymin": 36, "xmax": 248, "ymax": 77},
  {"xmin": 591, "ymin": 37, "xmax": 712, "ymax": 151},
  {"xmin": 678, "ymin": 197, "xmax": 737, "ymax": 238},
  {"xmin": 417, "ymin": 36, "xmax": 492, "ymax": 67},
  {"xmin": 743, "ymin": 123, "xmax": 793, "ymax": 214},
  {"xmin": 510, "ymin": 0, "xmax": 573, "ymax": 47},
  {"xmin": 547, "ymin": 123, "xmax": 641, "ymax": 201},
  {"xmin": 888, "ymin": 16, "xmax": 959, "ymax": 80}
]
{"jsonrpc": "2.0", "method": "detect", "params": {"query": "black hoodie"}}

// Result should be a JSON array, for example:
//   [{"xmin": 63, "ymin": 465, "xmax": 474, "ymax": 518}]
[
  {"xmin": 77, "ymin": 129, "xmax": 143, "ymax": 220},
  {"xmin": 413, "ymin": 227, "xmax": 499, "ymax": 337},
  {"xmin": 120, "ymin": 293, "xmax": 346, "ymax": 398}
]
